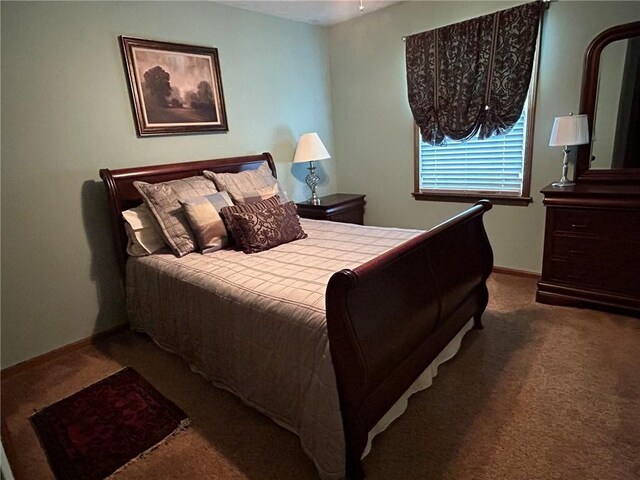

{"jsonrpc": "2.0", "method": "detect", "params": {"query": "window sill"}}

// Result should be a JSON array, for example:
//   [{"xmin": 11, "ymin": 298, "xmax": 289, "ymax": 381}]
[{"xmin": 412, "ymin": 191, "xmax": 533, "ymax": 206}]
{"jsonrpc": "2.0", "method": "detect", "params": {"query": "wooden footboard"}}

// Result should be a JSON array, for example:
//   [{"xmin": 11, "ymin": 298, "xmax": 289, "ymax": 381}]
[{"xmin": 326, "ymin": 200, "xmax": 493, "ymax": 479}]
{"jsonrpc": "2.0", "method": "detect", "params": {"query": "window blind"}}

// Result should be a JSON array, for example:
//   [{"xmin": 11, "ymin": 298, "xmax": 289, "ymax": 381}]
[{"xmin": 418, "ymin": 107, "xmax": 527, "ymax": 194}]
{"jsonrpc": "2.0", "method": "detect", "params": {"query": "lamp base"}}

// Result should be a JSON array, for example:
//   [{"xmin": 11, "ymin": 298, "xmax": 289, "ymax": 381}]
[
  {"xmin": 305, "ymin": 161, "xmax": 321, "ymax": 206},
  {"xmin": 309, "ymin": 192, "xmax": 321, "ymax": 205},
  {"xmin": 552, "ymin": 148, "xmax": 575, "ymax": 188},
  {"xmin": 552, "ymin": 179, "xmax": 575, "ymax": 188}
]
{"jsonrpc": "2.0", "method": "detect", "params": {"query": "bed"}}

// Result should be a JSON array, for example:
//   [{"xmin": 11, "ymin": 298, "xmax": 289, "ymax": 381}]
[{"xmin": 100, "ymin": 152, "xmax": 493, "ymax": 479}]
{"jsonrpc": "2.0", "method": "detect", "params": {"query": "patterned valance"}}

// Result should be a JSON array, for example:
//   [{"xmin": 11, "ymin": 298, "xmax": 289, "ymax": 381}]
[{"xmin": 406, "ymin": 2, "xmax": 541, "ymax": 145}]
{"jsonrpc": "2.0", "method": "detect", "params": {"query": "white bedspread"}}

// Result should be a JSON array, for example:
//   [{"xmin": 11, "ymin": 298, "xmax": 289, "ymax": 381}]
[{"xmin": 126, "ymin": 219, "xmax": 467, "ymax": 479}]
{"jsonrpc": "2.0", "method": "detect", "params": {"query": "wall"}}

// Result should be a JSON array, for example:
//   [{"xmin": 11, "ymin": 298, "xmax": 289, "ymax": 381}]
[
  {"xmin": 1, "ymin": 1, "xmax": 334, "ymax": 368},
  {"xmin": 328, "ymin": 1, "xmax": 640, "ymax": 273}
]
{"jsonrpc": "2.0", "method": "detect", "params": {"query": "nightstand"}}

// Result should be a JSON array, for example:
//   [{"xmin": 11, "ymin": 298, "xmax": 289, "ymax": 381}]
[{"xmin": 296, "ymin": 194, "xmax": 366, "ymax": 225}]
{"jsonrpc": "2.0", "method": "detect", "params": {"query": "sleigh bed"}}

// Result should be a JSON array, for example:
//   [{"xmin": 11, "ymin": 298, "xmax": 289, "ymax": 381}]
[{"xmin": 100, "ymin": 152, "xmax": 493, "ymax": 479}]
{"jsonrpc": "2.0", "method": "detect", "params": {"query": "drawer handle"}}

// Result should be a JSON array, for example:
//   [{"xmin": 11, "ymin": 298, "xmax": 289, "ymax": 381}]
[
  {"xmin": 569, "ymin": 249, "xmax": 585, "ymax": 255},
  {"xmin": 567, "ymin": 274, "xmax": 583, "ymax": 280},
  {"xmin": 569, "ymin": 222, "xmax": 588, "ymax": 229}
]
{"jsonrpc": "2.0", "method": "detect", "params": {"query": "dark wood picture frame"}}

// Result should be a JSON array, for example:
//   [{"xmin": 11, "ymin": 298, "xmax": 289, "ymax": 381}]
[{"xmin": 120, "ymin": 36, "xmax": 228, "ymax": 137}]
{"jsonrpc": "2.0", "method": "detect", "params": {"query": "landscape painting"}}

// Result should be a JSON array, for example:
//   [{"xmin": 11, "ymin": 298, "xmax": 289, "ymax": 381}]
[{"xmin": 120, "ymin": 37, "xmax": 228, "ymax": 136}]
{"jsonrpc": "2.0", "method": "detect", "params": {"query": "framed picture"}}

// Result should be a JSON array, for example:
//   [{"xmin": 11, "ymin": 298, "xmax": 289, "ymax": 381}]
[{"xmin": 119, "ymin": 36, "xmax": 228, "ymax": 136}]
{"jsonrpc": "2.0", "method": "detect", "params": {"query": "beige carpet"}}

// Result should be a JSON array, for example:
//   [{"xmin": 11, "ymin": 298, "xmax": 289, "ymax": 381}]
[{"xmin": 2, "ymin": 273, "xmax": 639, "ymax": 480}]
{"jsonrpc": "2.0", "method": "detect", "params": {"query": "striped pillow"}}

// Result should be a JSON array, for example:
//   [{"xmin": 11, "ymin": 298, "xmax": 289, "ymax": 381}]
[
  {"xmin": 231, "ymin": 184, "xmax": 278, "ymax": 205},
  {"xmin": 203, "ymin": 162, "xmax": 289, "ymax": 204},
  {"xmin": 134, "ymin": 176, "xmax": 218, "ymax": 257},
  {"xmin": 181, "ymin": 192, "xmax": 234, "ymax": 253}
]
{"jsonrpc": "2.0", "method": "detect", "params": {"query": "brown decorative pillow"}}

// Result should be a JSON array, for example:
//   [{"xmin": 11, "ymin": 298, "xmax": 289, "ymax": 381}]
[
  {"xmin": 134, "ymin": 176, "xmax": 218, "ymax": 257},
  {"xmin": 225, "ymin": 201, "xmax": 307, "ymax": 254},
  {"xmin": 219, "ymin": 195, "xmax": 281, "ymax": 245}
]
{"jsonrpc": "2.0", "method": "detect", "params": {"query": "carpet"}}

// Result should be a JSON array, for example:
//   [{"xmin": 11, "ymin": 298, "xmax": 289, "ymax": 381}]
[
  {"xmin": 4, "ymin": 275, "xmax": 639, "ymax": 480},
  {"xmin": 30, "ymin": 367, "xmax": 190, "ymax": 480}
]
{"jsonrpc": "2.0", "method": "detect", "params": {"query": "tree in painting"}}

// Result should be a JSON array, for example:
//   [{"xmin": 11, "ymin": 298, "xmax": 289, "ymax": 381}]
[
  {"xmin": 143, "ymin": 66, "xmax": 172, "ymax": 107},
  {"xmin": 188, "ymin": 81, "xmax": 214, "ymax": 109}
]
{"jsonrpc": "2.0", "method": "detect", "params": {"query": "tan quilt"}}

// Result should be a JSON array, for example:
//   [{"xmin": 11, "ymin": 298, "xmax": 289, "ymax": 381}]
[{"xmin": 126, "ymin": 219, "xmax": 423, "ymax": 479}]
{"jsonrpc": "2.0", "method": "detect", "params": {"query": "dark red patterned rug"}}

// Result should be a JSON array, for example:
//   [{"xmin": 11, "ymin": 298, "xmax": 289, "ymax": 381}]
[{"xmin": 30, "ymin": 367, "xmax": 190, "ymax": 480}]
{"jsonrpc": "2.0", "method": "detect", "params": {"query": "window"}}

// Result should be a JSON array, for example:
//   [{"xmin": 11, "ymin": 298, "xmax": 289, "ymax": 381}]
[
  {"xmin": 409, "ymin": 4, "xmax": 541, "ymax": 207},
  {"xmin": 413, "ymin": 91, "xmax": 534, "ymax": 206},
  {"xmin": 413, "ymin": 93, "xmax": 537, "ymax": 205},
  {"xmin": 414, "ymin": 95, "xmax": 534, "ymax": 206}
]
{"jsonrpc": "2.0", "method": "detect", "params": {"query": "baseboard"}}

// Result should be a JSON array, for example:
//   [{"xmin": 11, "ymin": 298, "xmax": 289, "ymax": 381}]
[
  {"xmin": 492, "ymin": 266, "xmax": 541, "ymax": 280},
  {"xmin": 0, "ymin": 324, "xmax": 128, "ymax": 381}
]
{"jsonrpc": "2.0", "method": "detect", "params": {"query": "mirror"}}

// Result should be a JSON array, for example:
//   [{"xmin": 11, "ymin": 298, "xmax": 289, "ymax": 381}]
[
  {"xmin": 590, "ymin": 36, "xmax": 640, "ymax": 169},
  {"xmin": 576, "ymin": 21, "xmax": 640, "ymax": 183}
]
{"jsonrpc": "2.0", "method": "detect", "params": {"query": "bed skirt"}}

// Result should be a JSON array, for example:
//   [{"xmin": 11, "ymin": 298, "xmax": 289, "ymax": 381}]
[
  {"xmin": 136, "ymin": 317, "xmax": 474, "ymax": 473},
  {"xmin": 363, "ymin": 318, "xmax": 474, "ymax": 458}
]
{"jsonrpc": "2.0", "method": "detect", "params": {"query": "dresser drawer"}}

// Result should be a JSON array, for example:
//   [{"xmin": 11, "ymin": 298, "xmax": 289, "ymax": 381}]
[
  {"xmin": 551, "ymin": 235, "xmax": 640, "ymax": 265},
  {"xmin": 552, "ymin": 208, "xmax": 640, "ymax": 238},
  {"xmin": 548, "ymin": 259, "xmax": 640, "ymax": 297}
]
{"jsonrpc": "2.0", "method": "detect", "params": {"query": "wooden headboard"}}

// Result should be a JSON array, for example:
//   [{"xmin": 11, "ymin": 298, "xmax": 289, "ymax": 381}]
[{"xmin": 99, "ymin": 152, "xmax": 276, "ymax": 276}]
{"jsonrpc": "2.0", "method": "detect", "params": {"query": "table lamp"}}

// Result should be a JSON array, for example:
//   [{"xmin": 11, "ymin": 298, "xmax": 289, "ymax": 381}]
[
  {"xmin": 293, "ymin": 132, "xmax": 331, "ymax": 205},
  {"xmin": 549, "ymin": 113, "xmax": 589, "ymax": 187}
]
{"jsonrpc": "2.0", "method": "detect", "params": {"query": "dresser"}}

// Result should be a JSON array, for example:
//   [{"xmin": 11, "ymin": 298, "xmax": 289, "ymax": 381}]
[
  {"xmin": 296, "ymin": 194, "xmax": 366, "ymax": 225},
  {"xmin": 536, "ymin": 184, "xmax": 640, "ymax": 313},
  {"xmin": 536, "ymin": 21, "xmax": 640, "ymax": 315}
]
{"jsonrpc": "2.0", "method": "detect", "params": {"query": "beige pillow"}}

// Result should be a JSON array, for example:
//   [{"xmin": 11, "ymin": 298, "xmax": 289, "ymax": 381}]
[
  {"xmin": 181, "ymin": 191, "xmax": 234, "ymax": 253},
  {"xmin": 122, "ymin": 204, "xmax": 167, "ymax": 256},
  {"xmin": 134, "ymin": 176, "xmax": 218, "ymax": 257},
  {"xmin": 203, "ymin": 162, "xmax": 289, "ymax": 204},
  {"xmin": 231, "ymin": 184, "xmax": 278, "ymax": 205}
]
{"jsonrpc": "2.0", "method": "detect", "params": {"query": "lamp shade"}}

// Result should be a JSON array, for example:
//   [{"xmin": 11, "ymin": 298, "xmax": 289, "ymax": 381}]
[
  {"xmin": 293, "ymin": 132, "xmax": 331, "ymax": 163},
  {"xmin": 549, "ymin": 114, "xmax": 589, "ymax": 147}
]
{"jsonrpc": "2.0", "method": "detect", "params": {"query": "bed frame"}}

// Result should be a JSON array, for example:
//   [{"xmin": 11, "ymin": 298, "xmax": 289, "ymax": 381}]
[{"xmin": 100, "ymin": 152, "xmax": 494, "ymax": 479}]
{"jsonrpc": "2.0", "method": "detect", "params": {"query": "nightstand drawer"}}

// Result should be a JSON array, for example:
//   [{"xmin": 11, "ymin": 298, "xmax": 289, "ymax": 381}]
[{"xmin": 325, "ymin": 208, "xmax": 364, "ymax": 224}]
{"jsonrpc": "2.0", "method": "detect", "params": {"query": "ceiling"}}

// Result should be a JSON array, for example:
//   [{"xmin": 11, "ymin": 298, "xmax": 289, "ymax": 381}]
[{"xmin": 214, "ymin": 0, "xmax": 402, "ymax": 26}]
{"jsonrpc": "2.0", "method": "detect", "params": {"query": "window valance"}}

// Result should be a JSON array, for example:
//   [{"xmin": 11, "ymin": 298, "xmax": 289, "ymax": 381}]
[{"xmin": 406, "ymin": 2, "xmax": 542, "ymax": 145}]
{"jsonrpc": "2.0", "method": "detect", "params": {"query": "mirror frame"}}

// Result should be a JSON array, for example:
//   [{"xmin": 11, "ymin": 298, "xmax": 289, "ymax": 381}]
[{"xmin": 576, "ymin": 20, "xmax": 640, "ymax": 183}]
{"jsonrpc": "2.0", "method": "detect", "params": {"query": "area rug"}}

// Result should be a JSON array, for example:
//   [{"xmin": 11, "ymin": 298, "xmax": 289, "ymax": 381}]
[{"xmin": 30, "ymin": 367, "xmax": 190, "ymax": 480}]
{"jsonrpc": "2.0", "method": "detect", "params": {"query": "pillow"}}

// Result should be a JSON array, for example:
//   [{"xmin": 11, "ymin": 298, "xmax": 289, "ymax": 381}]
[
  {"xmin": 122, "ymin": 204, "xmax": 167, "ymax": 256},
  {"xmin": 225, "ymin": 201, "xmax": 307, "ymax": 254},
  {"xmin": 219, "ymin": 195, "xmax": 281, "ymax": 245},
  {"xmin": 203, "ymin": 162, "xmax": 289, "ymax": 204},
  {"xmin": 134, "ymin": 176, "xmax": 218, "ymax": 257},
  {"xmin": 231, "ymin": 184, "xmax": 279, "ymax": 205},
  {"xmin": 181, "ymin": 191, "xmax": 234, "ymax": 253}
]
